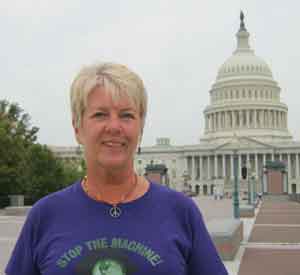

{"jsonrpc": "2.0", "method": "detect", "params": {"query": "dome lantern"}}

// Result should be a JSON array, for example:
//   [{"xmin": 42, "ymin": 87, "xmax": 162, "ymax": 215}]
[{"xmin": 234, "ymin": 11, "xmax": 253, "ymax": 54}]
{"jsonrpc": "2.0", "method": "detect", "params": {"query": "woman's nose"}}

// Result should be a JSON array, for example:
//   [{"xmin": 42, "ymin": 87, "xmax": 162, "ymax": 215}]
[{"xmin": 105, "ymin": 115, "xmax": 122, "ymax": 133}]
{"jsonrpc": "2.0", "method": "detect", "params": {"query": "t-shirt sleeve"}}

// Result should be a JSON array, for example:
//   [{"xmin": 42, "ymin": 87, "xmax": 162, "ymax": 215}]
[
  {"xmin": 186, "ymin": 201, "xmax": 228, "ymax": 275},
  {"xmin": 5, "ymin": 207, "xmax": 40, "ymax": 275}
]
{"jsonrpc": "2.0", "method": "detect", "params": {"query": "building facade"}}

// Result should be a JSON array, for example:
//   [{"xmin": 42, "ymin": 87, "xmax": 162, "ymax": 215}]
[
  {"xmin": 51, "ymin": 14, "xmax": 300, "ymax": 197},
  {"xmin": 134, "ymin": 14, "xmax": 300, "ymax": 196}
]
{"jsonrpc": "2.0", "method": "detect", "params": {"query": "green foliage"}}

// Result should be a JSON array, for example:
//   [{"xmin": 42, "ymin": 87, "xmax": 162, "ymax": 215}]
[
  {"xmin": 24, "ymin": 144, "xmax": 66, "ymax": 199},
  {"xmin": 0, "ymin": 100, "xmax": 38, "ymax": 195},
  {"xmin": 0, "ymin": 100, "xmax": 85, "ymax": 204},
  {"xmin": 61, "ymin": 160, "xmax": 86, "ymax": 189}
]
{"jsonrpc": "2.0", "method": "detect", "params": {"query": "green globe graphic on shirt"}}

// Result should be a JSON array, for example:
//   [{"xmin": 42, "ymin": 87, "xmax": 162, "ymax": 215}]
[{"xmin": 92, "ymin": 259, "xmax": 126, "ymax": 275}]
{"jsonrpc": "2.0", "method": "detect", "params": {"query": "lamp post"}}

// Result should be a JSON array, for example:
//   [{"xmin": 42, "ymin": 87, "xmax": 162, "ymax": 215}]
[
  {"xmin": 233, "ymin": 149, "xmax": 240, "ymax": 218},
  {"xmin": 247, "ymin": 163, "xmax": 251, "ymax": 205},
  {"xmin": 252, "ymin": 173, "xmax": 256, "ymax": 205},
  {"xmin": 262, "ymin": 167, "xmax": 266, "ymax": 194}
]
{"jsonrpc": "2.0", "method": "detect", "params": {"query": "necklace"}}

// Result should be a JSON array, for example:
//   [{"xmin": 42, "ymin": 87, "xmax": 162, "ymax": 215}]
[{"xmin": 82, "ymin": 174, "xmax": 138, "ymax": 218}]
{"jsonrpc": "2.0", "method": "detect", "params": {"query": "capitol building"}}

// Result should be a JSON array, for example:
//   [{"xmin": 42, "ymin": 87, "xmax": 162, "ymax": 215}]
[{"xmin": 51, "ymin": 14, "xmax": 300, "ymax": 197}]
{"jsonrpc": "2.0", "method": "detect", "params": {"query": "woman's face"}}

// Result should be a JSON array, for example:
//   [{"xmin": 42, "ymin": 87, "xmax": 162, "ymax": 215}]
[{"xmin": 74, "ymin": 86, "xmax": 142, "ymax": 172}]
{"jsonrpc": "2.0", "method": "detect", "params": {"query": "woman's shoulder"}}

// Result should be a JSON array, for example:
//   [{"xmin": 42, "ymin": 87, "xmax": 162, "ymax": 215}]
[
  {"xmin": 150, "ymin": 182, "xmax": 198, "ymax": 209},
  {"xmin": 29, "ymin": 180, "xmax": 81, "ymax": 215}
]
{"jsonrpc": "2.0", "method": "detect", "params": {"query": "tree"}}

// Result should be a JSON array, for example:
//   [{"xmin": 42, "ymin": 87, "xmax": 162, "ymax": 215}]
[
  {"xmin": 0, "ymin": 100, "xmax": 85, "ymax": 204},
  {"xmin": 24, "ymin": 144, "xmax": 66, "ymax": 200},
  {"xmin": 25, "ymin": 143, "xmax": 85, "ymax": 200},
  {"xmin": 0, "ymin": 100, "xmax": 38, "ymax": 195}
]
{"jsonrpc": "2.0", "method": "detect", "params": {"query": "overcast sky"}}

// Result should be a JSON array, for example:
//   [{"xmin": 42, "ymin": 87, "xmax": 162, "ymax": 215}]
[{"xmin": 1, "ymin": 1, "xmax": 300, "ymax": 147}]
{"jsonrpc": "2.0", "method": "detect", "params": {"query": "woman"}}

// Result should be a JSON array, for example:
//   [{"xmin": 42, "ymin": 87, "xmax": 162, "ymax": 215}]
[{"xmin": 6, "ymin": 62, "xmax": 228, "ymax": 274}]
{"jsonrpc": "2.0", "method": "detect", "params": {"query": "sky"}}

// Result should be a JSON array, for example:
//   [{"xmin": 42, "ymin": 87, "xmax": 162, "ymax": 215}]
[{"xmin": 1, "ymin": 0, "xmax": 300, "ymax": 147}]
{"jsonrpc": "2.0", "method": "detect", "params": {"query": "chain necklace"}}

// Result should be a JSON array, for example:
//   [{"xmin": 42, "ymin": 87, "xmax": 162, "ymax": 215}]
[{"xmin": 82, "ymin": 174, "xmax": 138, "ymax": 218}]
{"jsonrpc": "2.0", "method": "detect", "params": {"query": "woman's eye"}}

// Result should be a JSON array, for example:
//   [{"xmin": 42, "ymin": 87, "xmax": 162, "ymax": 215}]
[
  {"xmin": 121, "ymin": 113, "xmax": 135, "ymax": 119},
  {"xmin": 94, "ymin": 112, "xmax": 106, "ymax": 118}
]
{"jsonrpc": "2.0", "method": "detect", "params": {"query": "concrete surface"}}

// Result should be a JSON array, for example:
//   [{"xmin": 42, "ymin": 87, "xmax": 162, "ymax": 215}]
[{"xmin": 0, "ymin": 196, "xmax": 254, "ymax": 275}]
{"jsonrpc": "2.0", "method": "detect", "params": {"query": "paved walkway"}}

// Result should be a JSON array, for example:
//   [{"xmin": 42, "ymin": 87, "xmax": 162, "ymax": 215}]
[
  {"xmin": 238, "ymin": 198, "xmax": 300, "ymax": 275},
  {"xmin": 0, "ymin": 215, "xmax": 25, "ymax": 274},
  {"xmin": 0, "ymin": 196, "xmax": 254, "ymax": 275}
]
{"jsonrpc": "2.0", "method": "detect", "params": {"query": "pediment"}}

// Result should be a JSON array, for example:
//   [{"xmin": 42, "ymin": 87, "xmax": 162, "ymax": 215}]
[{"xmin": 214, "ymin": 136, "xmax": 275, "ymax": 151}]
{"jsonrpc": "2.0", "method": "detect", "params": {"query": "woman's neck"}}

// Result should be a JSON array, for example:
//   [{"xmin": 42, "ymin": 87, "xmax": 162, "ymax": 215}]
[{"xmin": 84, "ymin": 167, "xmax": 138, "ymax": 203}]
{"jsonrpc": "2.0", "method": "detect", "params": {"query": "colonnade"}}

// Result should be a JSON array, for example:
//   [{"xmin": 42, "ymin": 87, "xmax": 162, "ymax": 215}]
[
  {"xmin": 186, "ymin": 152, "xmax": 300, "ymax": 182},
  {"xmin": 205, "ymin": 109, "xmax": 287, "ymax": 132}
]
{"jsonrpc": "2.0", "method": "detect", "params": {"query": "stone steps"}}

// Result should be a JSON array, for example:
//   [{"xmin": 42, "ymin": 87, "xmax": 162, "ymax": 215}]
[{"xmin": 262, "ymin": 194, "xmax": 290, "ymax": 201}]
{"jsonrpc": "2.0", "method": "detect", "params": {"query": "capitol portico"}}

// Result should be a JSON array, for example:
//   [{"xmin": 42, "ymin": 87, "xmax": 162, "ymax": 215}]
[{"xmin": 50, "ymin": 13, "xmax": 300, "ymax": 197}]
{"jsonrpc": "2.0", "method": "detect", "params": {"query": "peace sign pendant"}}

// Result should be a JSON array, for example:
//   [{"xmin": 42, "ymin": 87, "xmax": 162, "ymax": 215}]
[{"xmin": 109, "ymin": 205, "xmax": 122, "ymax": 218}]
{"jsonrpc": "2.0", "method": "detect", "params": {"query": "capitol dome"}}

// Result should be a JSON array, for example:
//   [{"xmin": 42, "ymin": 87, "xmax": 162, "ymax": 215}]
[
  {"xmin": 201, "ymin": 12, "xmax": 292, "ymax": 143},
  {"xmin": 217, "ymin": 54, "xmax": 273, "ymax": 81},
  {"xmin": 216, "ymin": 15, "xmax": 273, "ymax": 82}
]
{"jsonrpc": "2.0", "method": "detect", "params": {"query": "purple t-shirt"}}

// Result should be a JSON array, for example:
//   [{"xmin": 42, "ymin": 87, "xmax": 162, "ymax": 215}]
[{"xmin": 6, "ymin": 181, "xmax": 228, "ymax": 275}]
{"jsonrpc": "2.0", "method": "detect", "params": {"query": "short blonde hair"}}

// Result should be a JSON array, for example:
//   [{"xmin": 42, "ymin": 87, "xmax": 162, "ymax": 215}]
[{"xmin": 70, "ymin": 62, "xmax": 148, "ymax": 133}]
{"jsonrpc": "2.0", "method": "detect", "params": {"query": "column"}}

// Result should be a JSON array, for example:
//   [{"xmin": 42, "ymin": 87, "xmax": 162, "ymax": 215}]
[
  {"xmin": 259, "ymin": 110, "xmax": 262, "ymax": 128},
  {"xmin": 226, "ymin": 111, "xmax": 229, "ymax": 129},
  {"xmin": 183, "ymin": 157, "xmax": 188, "ymax": 171},
  {"xmin": 267, "ymin": 110, "xmax": 270, "ymax": 128},
  {"xmin": 196, "ymin": 156, "xmax": 200, "ymax": 180},
  {"xmin": 207, "ymin": 156, "xmax": 211, "ymax": 180},
  {"xmin": 191, "ymin": 156, "xmax": 195, "ymax": 181},
  {"xmin": 271, "ymin": 110, "xmax": 274, "ymax": 128},
  {"xmin": 284, "ymin": 113, "xmax": 287, "ymax": 128},
  {"xmin": 254, "ymin": 109, "xmax": 257, "ymax": 128},
  {"xmin": 279, "ymin": 112, "xmax": 282, "ymax": 129},
  {"xmin": 223, "ymin": 154, "xmax": 226, "ymax": 178},
  {"xmin": 214, "ymin": 155, "xmax": 218, "ymax": 179},
  {"xmin": 246, "ymin": 153, "xmax": 250, "ymax": 172},
  {"xmin": 232, "ymin": 111, "xmax": 236, "ymax": 128},
  {"xmin": 296, "ymin": 153, "xmax": 299, "ymax": 178},
  {"xmin": 246, "ymin": 109, "xmax": 250, "ymax": 128},
  {"xmin": 239, "ymin": 110, "xmax": 243, "ymax": 128},
  {"xmin": 255, "ymin": 153, "xmax": 259, "ymax": 178},
  {"xmin": 262, "ymin": 154, "xmax": 267, "ymax": 192},
  {"xmin": 288, "ymin": 153, "xmax": 292, "ymax": 180},
  {"xmin": 222, "ymin": 112, "xmax": 226, "ymax": 129},
  {"xmin": 207, "ymin": 114, "xmax": 210, "ymax": 131},
  {"xmin": 200, "ymin": 156, "xmax": 203, "ymax": 181},
  {"xmin": 207, "ymin": 115, "xmax": 209, "ymax": 132},
  {"xmin": 270, "ymin": 110, "xmax": 273, "ymax": 128},
  {"xmin": 220, "ymin": 112, "xmax": 223, "ymax": 129},
  {"xmin": 239, "ymin": 154, "xmax": 242, "ymax": 179},
  {"xmin": 187, "ymin": 156, "xmax": 191, "ymax": 176},
  {"xmin": 231, "ymin": 154, "xmax": 234, "ymax": 180}
]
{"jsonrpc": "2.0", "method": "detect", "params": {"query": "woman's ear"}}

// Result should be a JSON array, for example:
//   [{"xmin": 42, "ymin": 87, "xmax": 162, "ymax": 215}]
[{"xmin": 72, "ymin": 119, "xmax": 83, "ymax": 145}]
